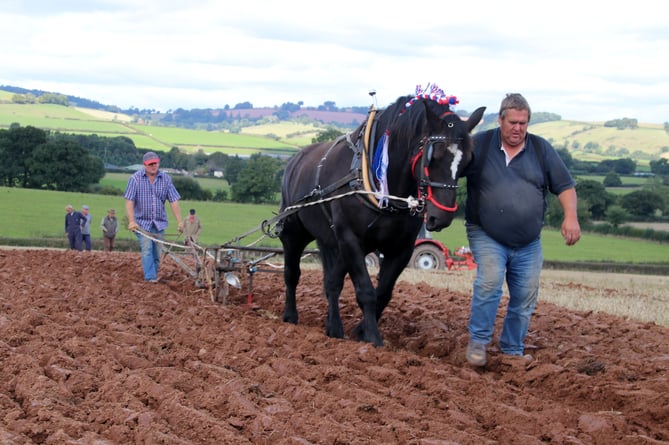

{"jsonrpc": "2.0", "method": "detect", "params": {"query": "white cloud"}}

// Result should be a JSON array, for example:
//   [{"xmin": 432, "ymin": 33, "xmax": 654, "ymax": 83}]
[{"xmin": 1, "ymin": 0, "xmax": 668, "ymax": 122}]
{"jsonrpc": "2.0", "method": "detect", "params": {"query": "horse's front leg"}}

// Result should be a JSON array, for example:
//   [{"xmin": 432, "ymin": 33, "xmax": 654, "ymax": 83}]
[
  {"xmin": 329, "ymin": 207, "xmax": 383, "ymax": 346},
  {"xmin": 344, "ymin": 248, "xmax": 383, "ymax": 346}
]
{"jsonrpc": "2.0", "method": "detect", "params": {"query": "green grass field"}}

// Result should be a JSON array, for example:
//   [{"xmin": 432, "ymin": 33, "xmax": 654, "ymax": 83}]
[
  {"xmin": 127, "ymin": 125, "xmax": 298, "ymax": 152},
  {"xmin": 0, "ymin": 186, "xmax": 278, "ymax": 247},
  {"xmin": 576, "ymin": 173, "xmax": 653, "ymax": 195},
  {"xmin": 1, "ymin": 186, "xmax": 667, "ymax": 264},
  {"xmin": 240, "ymin": 121, "xmax": 322, "ymax": 148},
  {"xmin": 576, "ymin": 174, "xmax": 650, "ymax": 186}
]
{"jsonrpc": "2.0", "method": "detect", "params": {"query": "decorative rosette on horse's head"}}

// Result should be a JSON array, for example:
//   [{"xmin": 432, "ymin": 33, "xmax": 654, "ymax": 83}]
[{"xmin": 402, "ymin": 83, "xmax": 459, "ymax": 114}]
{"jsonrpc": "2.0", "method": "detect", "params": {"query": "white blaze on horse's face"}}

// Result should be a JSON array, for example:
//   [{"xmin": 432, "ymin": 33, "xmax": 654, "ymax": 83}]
[{"xmin": 448, "ymin": 143, "xmax": 462, "ymax": 180}]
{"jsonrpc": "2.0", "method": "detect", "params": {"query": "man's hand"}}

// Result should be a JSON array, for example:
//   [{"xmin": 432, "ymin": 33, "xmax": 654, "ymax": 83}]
[
  {"xmin": 177, "ymin": 221, "xmax": 184, "ymax": 233},
  {"xmin": 561, "ymin": 218, "xmax": 581, "ymax": 246},
  {"xmin": 128, "ymin": 221, "xmax": 139, "ymax": 231}
]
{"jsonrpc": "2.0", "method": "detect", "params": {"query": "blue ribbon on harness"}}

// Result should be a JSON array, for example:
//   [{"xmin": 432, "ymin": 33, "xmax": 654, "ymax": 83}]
[{"xmin": 372, "ymin": 131, "xmax": 389, "ymax": 207}]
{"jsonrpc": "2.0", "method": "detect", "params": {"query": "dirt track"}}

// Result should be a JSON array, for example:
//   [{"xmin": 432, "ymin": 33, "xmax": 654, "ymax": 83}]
[{"xmin": 1, "ymin": 249, "xmax": 668, "ymax": 444}]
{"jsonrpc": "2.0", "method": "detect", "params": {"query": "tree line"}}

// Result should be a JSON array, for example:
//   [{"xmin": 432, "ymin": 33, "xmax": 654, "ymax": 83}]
[{"xmin": 0, "ymin": 124, "xmax": 284, "ymax": 203}]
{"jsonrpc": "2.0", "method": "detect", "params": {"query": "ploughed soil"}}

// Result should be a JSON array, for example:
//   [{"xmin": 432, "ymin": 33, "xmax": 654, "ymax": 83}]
[{"xmin": 1, "ymin": 249, "xmax": 668, "ymax": 445}]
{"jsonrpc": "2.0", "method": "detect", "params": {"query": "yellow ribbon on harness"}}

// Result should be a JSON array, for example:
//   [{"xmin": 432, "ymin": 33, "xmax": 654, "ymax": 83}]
[{"xmin": 361, "ymin": 107, "xmax": 380, "ymax": 207}]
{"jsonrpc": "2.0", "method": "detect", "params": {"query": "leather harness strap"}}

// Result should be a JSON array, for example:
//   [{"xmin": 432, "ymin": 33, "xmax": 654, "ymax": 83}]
[{"xmin": 360, "ymin": 107, "xmax": 380, "ymax": 207}]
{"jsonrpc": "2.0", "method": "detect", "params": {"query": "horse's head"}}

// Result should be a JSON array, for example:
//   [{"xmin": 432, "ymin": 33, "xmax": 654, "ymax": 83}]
[{"xmin": 411, "ymin": 100, "xmax": 486, "ymax": 231}]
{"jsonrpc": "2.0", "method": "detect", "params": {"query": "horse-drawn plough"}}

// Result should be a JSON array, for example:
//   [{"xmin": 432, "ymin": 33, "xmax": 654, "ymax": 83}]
[
  {"xmin": 138, "ymin": 179, "xmax": 422, "ymax": 306},
  {"xmin": 135, "ymin": 85, "xmax": 483, "ymax": 348}
]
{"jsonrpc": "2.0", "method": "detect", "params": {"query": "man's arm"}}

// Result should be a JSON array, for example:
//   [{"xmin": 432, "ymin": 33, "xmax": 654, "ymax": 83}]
[
  {"xmin": 558, "ymin": 188, "xmax": 581, "ymax": 246},
  {"xmin": 125, "ymin": 199, "xmax": 138, "ymax": 231},
  {"xmin": 169, "ymin": 201, "xmax": 184, "ymax": 232}
]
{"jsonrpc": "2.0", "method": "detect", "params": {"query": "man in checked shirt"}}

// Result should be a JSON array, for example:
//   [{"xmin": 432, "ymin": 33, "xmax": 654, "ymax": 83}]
[{"xmin": 124, "ymin": 151, "xmax": 184, "ymax": 283}]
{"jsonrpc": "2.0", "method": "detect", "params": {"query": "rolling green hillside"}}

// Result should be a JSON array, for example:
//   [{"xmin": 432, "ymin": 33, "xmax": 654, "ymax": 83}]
[
  {"xmin": 2, "ymin": 99, "xmax": 668, "ymax": 163},
  {"xmin": 0, "ymin": 102, "xmax": 305, "ymax": 155},
  {"xmin": 531, "ymin": 120, "xmax": 669, "ymax": 165}
]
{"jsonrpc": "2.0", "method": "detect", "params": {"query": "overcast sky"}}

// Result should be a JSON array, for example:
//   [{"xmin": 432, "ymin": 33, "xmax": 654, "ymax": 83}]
[{"xmin": 2, "ymin": 0, "xmax": 668, "ymax": 123}]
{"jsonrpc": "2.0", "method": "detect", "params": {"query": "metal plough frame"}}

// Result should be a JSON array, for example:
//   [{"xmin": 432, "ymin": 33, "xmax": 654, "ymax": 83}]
[
  {"xmin": 134, "ymin": 177, "xmax": 420, "ymax": 304},
  {"xmin": 136, "ymin": 228, "xmax": 301, "ymax": 306}
]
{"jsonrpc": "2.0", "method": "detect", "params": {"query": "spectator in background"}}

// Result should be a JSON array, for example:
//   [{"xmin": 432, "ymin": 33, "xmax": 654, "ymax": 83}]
[
  {"xmin": 101, "ymin": 208, "xmax": 119, "ymax": 252},
  {"xmin": 64, "ymin": 204, "xmax": 85, "ymax": 251},
  {"xmin": 80, "ymin": 205, "xmax": 92, "ymax": 251},
  {"xmin": 183, "ymin": 208, "xmax": 202, "ymax": 246}
]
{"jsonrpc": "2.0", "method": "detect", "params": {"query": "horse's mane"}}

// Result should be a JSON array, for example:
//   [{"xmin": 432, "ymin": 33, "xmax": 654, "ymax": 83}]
[
  {"xmin": 353, "ymin": 95, "xmax": 413, "ymax": 137},
  {"xmin": 378, "ymin": 95, "xmax": 453, "ymax": 150}
]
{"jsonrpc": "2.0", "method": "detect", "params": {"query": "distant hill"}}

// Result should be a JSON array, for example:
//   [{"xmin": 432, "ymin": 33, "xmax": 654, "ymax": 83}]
[
  {"xmin": 530, "ymin": 120, "xmax": 669, "ymax": 164},
  {"xmin": 225, "ymin": 107, "xmax": 368, "ymax": 126},
  {"xmin": 1, "ymin": 85, "xmax": 668, "ymax": 164},
  {"xmin": 0, "ymin": 84, "xmax": 117, "ymax": 112},
  {"xmin": 0, "ymin": 84, "xmax": 369, "ymax": 127}
]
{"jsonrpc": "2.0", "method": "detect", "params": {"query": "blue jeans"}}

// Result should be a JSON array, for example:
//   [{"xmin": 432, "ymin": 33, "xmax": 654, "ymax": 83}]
[
  {"xmin": 67, "ymin": 230, "xmax": 83, "ymax": 251},
  {"xmin": 135, "ymin": 228, "xmax": 164, "ymax": 281},
  {"xmin": 466, "ymin": 224, "xmax": 543, "ymax": 355},
  {"xmin": 82, "ymin": 234, "xmax": 91, "ymax": 251}
]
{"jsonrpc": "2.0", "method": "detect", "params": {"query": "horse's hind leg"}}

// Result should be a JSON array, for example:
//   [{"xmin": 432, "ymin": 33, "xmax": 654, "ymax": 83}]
[
  {"xmin": 373, "ymin": 251, "xmax": 412, "ymax": 320},
  {"xmin": 282, "ymin": 250, "xmax": 301, "ymax": 324},
  {"xmin": 321, "ymin": 248, "xmax": 347, "ymax": 339},
  {"xmin": 279, "ymin": 219, "xmax": 312, "ymax": 325}
]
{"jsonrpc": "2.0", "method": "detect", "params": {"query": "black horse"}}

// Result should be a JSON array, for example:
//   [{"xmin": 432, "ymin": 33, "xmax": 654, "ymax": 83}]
[{"xmin": 277, "ymin": 92, "xmax": 485, "ymax": 346}]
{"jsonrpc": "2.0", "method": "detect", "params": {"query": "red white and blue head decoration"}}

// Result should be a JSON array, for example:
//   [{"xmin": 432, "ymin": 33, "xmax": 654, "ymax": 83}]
[{"xmin": 403, "ymin": 83, "xmax": 458, "ymax": 113}]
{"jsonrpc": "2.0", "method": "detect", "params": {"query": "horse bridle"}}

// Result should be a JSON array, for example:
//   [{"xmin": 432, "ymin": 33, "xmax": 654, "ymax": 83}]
[{"xmin": 410, "ymin": 132, "xmax": 464, "ymax": 213}]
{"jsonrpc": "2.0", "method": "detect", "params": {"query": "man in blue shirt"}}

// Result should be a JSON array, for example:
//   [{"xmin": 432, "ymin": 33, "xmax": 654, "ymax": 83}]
[
  {"xmin": 124, "ymin": 152, "xmax": 184, "ymax": 283},
  {"xmin": 464, "ymin": 93, "xmax": 581, "ymax": 367},
  {"xmin": 80, "ymin": 205, "xmax": 92, "ymax": 251},
  {"xmin": 64, "ymin": 204, "xmax": 85, "ymax": 251}
]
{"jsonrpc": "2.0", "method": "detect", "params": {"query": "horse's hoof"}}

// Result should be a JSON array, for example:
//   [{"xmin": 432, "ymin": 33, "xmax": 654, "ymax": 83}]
[
  {"xmin": 352, "ymin": 325, "xmax": 364, "ymax": 340},
  {"xmin": 282, "ymin": 313, "xmax": 298, "ymax": 324},
  {"xmin": 352, "ymin": 324, "xmax": 383, "ymax": 347},
  {"xmin": 326, "ymin": 327, "xmax": 345, "ymax": 339},
  {"xmin": 362, "ymin": 335, "xmax": 384, "ymax": 347},
  {"xmin": 368, "ymin": 334, "xmax": 384, "ymax": 347}
]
